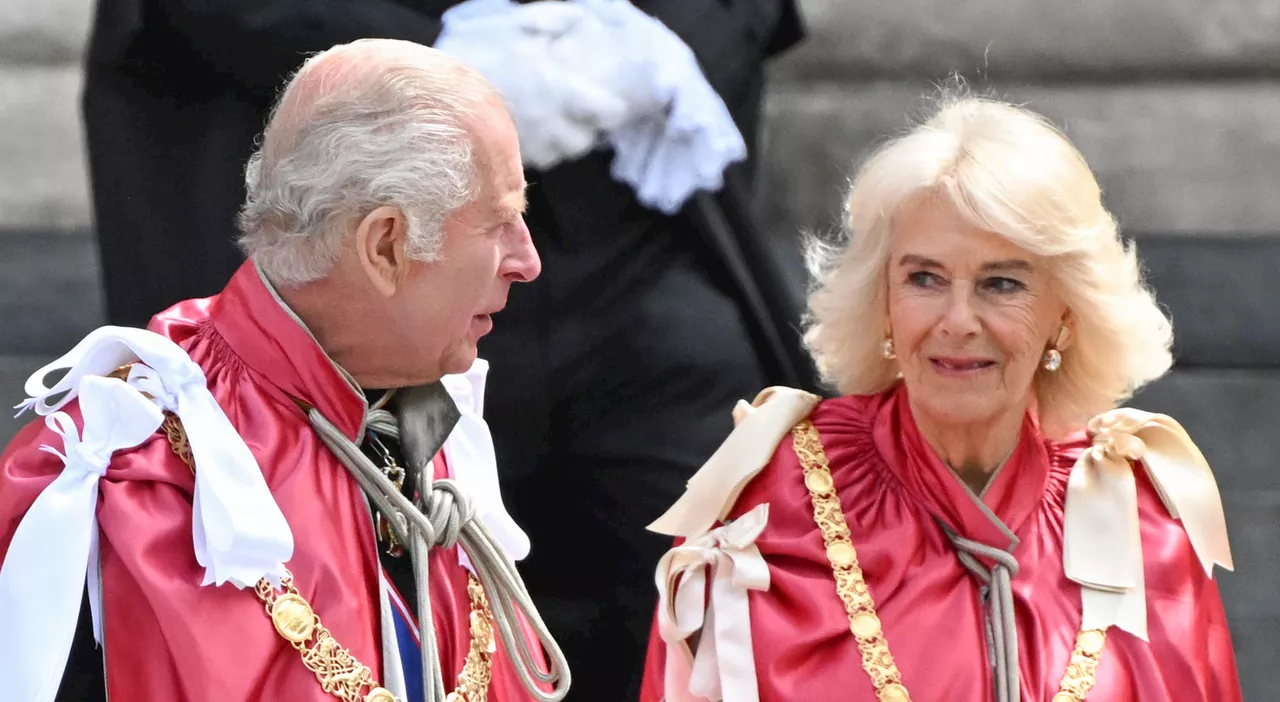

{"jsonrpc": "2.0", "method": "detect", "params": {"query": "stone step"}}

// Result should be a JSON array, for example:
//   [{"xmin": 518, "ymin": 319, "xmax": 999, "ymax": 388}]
[
  {"xmin": 1225, "ymin": 614, "xmax": 1280, "ymax": 702},
  {"xmin": 1129, "ymin": 369, "xmax": 1280, "ymax": 492},
  {"xmin": 759, "ymin": 80, "xmax": 1280, "ymax": 239},
  {"xmin": 0, "ymin": 0, "xmax": 93, "ymax": 64},
  {"xmin": 1215, "ymin": 493, "xmax": 1280, "ymax": 699},
  {"xmin": 10, "ymin": 70, "xmax": 1280, "ymax": 240},
  {"xmin": 0, "ymin": 64, "xmax": 91, "ymax": 231},
  {"xmin": 777, "ymin": 0, "xmax": 1280, "ymax": 82},
  {"xmin": 0, "ymin": 229, "xmax": 103, "ymax": 358},
  {"xmin": 10, "ymin": 0, "xmax": 1280, "ymax": 79},
  {"xmin": 1133, "ymin": 235, "xmax": 1280, "ymax": 368}
]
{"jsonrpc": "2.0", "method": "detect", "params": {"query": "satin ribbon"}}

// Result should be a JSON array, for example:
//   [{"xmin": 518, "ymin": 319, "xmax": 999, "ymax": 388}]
[
  {"xmin": 1064, "ymin": 408, "xmax": 1234, "ymax": 640},
  {"xmin": 440, "ymin": 358, "xmax": 531, "ymax": 572},
  {"xmin": 648, "ymin": 387, "xmax": 821, "ymax": 538},
  {"xmin": 656, "ymin": 503, "xmax": 771, "ymax": 702},
  {"xmin": 0, "ymin": 375, "xmax": 164, "ymax": 701},
  {"xmin": 13, "ymin": 325, "xmax": 294, "ymax": 589}
]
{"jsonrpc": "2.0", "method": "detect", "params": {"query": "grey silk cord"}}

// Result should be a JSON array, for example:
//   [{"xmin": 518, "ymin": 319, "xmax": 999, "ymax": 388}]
[
  {"xmin": 945, "ymin": 529, "xmax": 1020, "ymax": 702},
  {"xmin": 308, "ymin": 405, "xmax": 571, "ymax": 702}
]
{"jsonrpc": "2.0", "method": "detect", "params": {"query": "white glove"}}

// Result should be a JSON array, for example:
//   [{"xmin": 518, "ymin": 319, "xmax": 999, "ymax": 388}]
[
  {"xmin": 574, "ymin": 0, "xmax": 748, "ymax": 214},
  {"xmin": 436, "ymin": 0, "xmax": 631, "ymax": 170}
]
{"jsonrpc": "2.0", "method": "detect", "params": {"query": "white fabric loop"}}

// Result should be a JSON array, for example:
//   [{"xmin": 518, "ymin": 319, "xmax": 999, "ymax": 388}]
[
  {"xmin": 15, "ymin": 326, "xmax": 294, "ymax": 591},
  {"xmin": 0, "ymin": 375, "xmax": 164, "ymax": 702},
  {"xmin": 441, "ymin": 359, "xmax": 531, "ymax": 573},
  {"xmin": 655, "ymin": 502, "xmax": 771, "ymax": 702}
]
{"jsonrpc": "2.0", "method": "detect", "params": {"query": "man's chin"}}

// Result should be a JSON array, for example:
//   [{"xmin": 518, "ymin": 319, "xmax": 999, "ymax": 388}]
[{"xmin": 439, "ymin": 347, "xmax": 479, "ymax": 378}]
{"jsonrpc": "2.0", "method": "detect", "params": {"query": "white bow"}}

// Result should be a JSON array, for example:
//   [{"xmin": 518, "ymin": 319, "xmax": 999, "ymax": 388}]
[
  {"xmin": 1064, "ymin": 408, "xmax": 1234, "ymax": 640},
  {"xmin": 0, "ymin": 375, "xmax": 164, "ymax": 701},
  {"xmin": 13, "ymin": 326, "xmax": 294, "ymax": 589},
  {"xmin": 441, "ymin": 358, "xmax": 530, "ymax": 572},
  {"xmin": 655, "ymin": 503, "xmax": 771, "ymax": 702}
]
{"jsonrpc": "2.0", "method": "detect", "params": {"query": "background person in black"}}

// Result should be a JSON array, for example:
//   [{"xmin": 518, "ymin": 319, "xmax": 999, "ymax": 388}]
[{"xmin": 82, "ymin": 1, "xmax": 807, "ymax": 698}]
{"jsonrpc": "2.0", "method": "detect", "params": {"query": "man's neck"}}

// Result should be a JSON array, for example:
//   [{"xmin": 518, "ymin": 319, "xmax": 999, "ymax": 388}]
[{"xmin": 275, "ymin": 277, "xmax": 428, "ymax": 389}]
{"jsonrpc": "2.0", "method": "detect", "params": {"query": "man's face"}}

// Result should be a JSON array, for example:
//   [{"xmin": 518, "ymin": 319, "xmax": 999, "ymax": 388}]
[{"xmin": 396, "ymin": 103, "xmax": 539, "ymax": 379}]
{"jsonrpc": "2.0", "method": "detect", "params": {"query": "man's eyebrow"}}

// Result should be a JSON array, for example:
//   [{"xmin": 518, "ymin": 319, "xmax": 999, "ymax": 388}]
[{"xmin": 494, "ymin": 184, "xmax": 528, "ymax": 220}]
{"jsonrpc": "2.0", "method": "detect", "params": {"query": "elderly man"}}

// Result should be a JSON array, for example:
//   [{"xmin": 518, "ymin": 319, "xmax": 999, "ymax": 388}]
[{"xmin": 0, "ymin": 39, "xmax": 566, "ymax": 702}]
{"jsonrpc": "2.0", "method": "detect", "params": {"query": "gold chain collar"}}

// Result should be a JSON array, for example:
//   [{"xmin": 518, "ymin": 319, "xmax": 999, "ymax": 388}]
[
  {"xmin": 159, "ymin": 411, "xmax": 496, "ymax": 702},
  {"xmin": 790, "ymin": 420, "xmax": 1104, "ymax": 701}
]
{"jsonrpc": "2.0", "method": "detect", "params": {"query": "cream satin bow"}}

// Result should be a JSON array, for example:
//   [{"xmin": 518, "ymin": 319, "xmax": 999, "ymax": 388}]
[
  {"xmin": 0, "ymin": 375, "xmax": 164, "ymax": 702},
  {"xmin": 1063, "ymin": 408, "xmax": 1234, "ymax": 640},
  {"xmin": 649, "ymin": 387, "xmax": 821, "ymax": 538},
  {"xmin": 656, "ymin": 503, "xmax": 771, "ymax": 702}
]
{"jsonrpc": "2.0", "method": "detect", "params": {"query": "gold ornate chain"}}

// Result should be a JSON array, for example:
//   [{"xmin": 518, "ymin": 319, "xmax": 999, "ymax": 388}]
[
  {"xmin": 255, "ymin": 571, "xmax": 398, "ymax": 702},
  {"xmin": 789, "ymin": 420, "xmax": 1105, "ymax": 701},
  {"xmin": 158, "ymin": 412, "xmax": 496, "ymax": 702},
  {"xmin": 448, "ymin": 576, "xmax": 498, "ymax": 702}
]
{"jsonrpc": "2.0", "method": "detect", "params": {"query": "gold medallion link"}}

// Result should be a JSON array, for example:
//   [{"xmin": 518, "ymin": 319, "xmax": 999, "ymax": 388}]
[
  {"xmin": 254, "ymin": 572, "xmax": 390, "ymax": 701},
  {"xmin": 790, "ymin": 419, "xmax": 1108, "ymax": 701},
  {"xmin": 1054, "ymin": 628, "xmax": 1108, "ymax": 700},
  {"xmin": 160, "ymin": 412, "xmax": 496, "ymax": 702}
]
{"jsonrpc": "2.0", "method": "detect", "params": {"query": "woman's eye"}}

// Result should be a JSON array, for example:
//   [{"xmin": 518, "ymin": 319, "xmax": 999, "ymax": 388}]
[
  {"xmin": 982, "ymin": 276, "xmax": 1026, "ymax": 294},
  {"xmin": 908, "ymin": 271, "xmax": 943, "ymax": 288}
]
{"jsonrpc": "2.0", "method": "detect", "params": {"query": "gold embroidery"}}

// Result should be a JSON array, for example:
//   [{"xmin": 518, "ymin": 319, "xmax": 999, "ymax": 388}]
[
  {"xmin": 159, "ymin": 412, "xmax": 496, "ymax": 702},
  {"xmin": 790, "ymin": 419, "xmax": 1106, "ymax": 701}
]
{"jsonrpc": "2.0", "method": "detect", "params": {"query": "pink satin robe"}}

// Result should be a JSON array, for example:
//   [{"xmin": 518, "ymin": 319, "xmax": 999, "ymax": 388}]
[
  {"xmin": 0, "ymin": 262, "xmax": 545, "ymax": 701},
  {"xmin": 640, "ymin": 386, "xmax": 1241, "ymax": 701}
]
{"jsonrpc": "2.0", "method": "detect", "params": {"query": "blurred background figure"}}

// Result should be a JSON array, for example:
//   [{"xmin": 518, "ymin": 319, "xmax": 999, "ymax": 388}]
[{"xmin": 2, "ymin": 0, "xmax": 1279, "ymax": 700}]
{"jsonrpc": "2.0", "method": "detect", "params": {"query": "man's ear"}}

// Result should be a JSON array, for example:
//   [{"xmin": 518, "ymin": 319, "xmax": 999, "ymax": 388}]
[{"xmin": 355, "ymin": 206, "xmax": 410, "ymax": 297}]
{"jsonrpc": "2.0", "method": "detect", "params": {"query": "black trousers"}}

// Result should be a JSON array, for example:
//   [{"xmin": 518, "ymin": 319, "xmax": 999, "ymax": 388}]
[{"xmin": 481, "ymin": 223, "xmax": 765, "ymax": 699}]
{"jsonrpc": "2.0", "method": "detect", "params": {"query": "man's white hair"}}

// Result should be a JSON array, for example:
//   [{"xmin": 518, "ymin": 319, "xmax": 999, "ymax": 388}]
[{"xmin": 238, "ymin": 39, "xmax": 501, "ymax": 287}]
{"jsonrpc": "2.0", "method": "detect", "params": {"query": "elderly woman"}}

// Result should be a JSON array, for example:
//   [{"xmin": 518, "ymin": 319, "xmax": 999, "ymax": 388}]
[{"xmin": 638, "ymin": 95, "xmax": 1240, "ymax": 701}]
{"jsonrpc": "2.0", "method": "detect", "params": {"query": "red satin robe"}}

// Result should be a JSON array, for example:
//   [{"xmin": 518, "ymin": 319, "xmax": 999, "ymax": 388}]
[
  {"xmin": 640, "ymin": 386, "xmax": 1241, "ymax": 701},
  {"xmin": 0, "ymin": 262, "xmax": 544, "ymax": 701}
]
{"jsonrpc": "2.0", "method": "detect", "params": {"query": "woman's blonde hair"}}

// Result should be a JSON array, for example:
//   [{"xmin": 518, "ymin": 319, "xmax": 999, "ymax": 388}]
[{"xmin": 804, "ymin": 90, "xmax": 1173, "ymax": 438}]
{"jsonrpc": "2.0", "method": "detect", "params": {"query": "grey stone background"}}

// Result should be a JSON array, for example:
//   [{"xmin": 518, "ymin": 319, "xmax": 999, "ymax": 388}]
[{"xmin": 0, "ymin": 0, "xmax": 1276, "ymax": 696}]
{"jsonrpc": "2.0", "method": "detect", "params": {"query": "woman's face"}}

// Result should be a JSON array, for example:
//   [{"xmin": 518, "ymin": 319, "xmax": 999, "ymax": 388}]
[{"xmin": 886, "ymin": 193, "xmax": 1068, "ymax": 432}]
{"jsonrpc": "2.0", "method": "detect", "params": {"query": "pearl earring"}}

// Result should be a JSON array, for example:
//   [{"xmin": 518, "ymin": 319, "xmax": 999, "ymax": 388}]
[
  {"xmin": 1042, "ymin": 347, "xmax": 1062, "ymax": 372},
  {"xmin": 881, "ymin": 337, "xmax": 896, "ymax": 360},
  {"xmin": 1043, "ymin": 324, "xmax": 1068, "ymax": 371}
]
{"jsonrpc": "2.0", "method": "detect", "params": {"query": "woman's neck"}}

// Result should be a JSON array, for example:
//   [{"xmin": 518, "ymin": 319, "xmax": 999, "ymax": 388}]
[{"xmin": 910, "ymin": 401, "xmax": 1026, "ymax": 495}]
